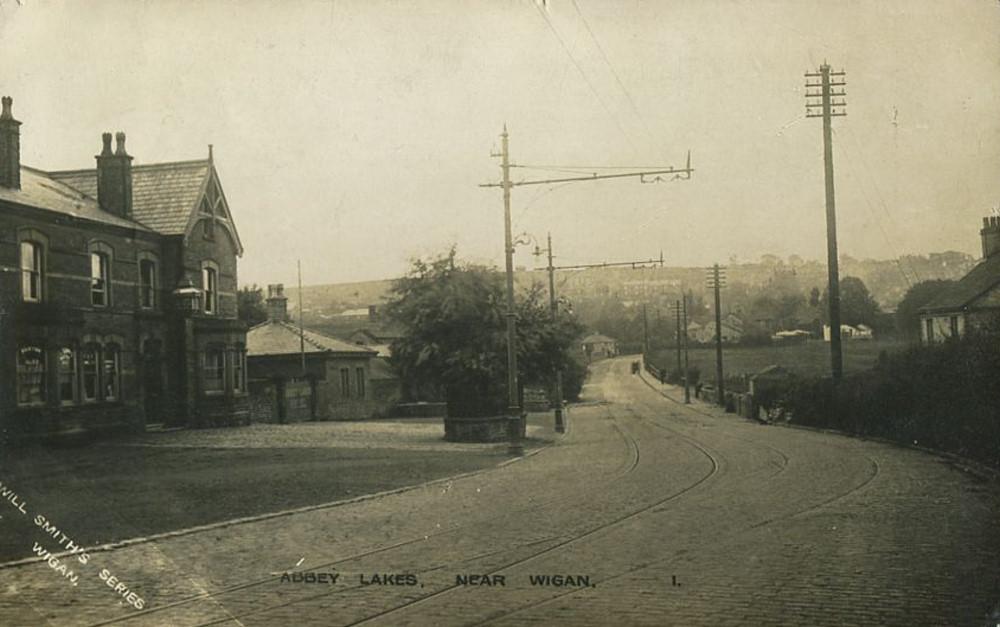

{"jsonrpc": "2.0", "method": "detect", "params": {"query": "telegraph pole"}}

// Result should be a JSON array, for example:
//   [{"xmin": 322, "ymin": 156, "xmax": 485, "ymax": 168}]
[
  {"xmin": 533, "ymin": 235, "xmax": 663, "ymax": 433},
  {"xmin": 642, "ymin": 303, "xmax": 650, "ymax": 357},
  {"xmin": 499, "ymin": 126, "xmax": 523, "ymax": 455},
  {"xmin": 681, "ymin": 292, "xmax": 691, "ymax": 404},
  {"xmin": 672, "ymin": 299, "xmax": 682, "ymax": 381},
  {"xmin": 483, "ymin": 126, "xmax": 693, "ymax": 454},
  {"xmin": 806, "ymin": 63, "xmax": 846, "ymax": 381},
  {"xmin": 706, "ymin": 263, "xmax": 726, "ymax": 405},
  {"xmin": 543, "ymin": 232, "xmax": 564, "ymax": 434}
]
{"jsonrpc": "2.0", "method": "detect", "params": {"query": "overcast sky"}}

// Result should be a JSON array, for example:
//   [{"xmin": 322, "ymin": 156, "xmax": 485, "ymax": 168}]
[{"xmin": 4, "ymin": 0, "xmax": 1000, "ymax": 286}]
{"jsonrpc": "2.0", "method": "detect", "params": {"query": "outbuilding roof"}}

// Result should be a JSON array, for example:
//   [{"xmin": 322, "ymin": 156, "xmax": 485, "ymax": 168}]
[
  {"xmin": 919, "ymin": 255, "xmax": 1000, "ymax": 313},
  {"xmin": 247, "ymin": 320, "xmax": 377, "ymax": 358},
  {"xmin": 582, "ymin": 333, "xmax": 617, "ymax": 344}
]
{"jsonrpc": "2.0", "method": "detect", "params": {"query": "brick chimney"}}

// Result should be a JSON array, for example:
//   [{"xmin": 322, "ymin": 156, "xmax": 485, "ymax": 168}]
[
  {"xmin": 96, "ymin": 131, "xmax": 133, "ymax": 218},
  {"xmin": 0, "ymin": 96, "xmax": 21, "ymax": 190},
  {"xmin": 981, "ymin": 216, "xmax": 1000, "ymax": 259},
  {"xmin": 266, "ymin": 284, "xmax": 289, "ymax": 322}
]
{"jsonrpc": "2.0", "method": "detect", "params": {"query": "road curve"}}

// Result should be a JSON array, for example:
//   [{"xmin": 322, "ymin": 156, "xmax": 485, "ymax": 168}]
[{"xmin": 2, "ymin": 356, "xmax": 998, "ymax": 626}]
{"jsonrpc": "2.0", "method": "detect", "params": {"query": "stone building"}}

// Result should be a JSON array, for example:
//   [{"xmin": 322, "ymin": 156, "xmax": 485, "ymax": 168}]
[
  {"xmin": 919, "ymin": 216, "xmax": 1000, "ymax": 343},
  {"xmin": 0, "ymin": 97, "xmax": 248, "ymax": 439},
  {"xmin": 246, "ymin": 285, "xmax": 398, "ymax": 421}
]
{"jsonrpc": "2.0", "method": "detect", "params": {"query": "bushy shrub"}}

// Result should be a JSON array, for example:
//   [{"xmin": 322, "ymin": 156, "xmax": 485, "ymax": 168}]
[{"xmin": 778, "ymin": 327, "xmax": 1000, "ymax": 468}]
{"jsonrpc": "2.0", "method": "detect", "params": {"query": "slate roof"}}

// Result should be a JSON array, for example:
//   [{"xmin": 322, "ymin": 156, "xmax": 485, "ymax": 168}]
[
  {"xmin": 0, "ymin": 166, "xmax": 152, "ymax": 231},
  {"xmin": 247, "ymin": 320, "xmax": 377, "ymax": 358},
  {"xmin": 919, "ymin": 255, "xmax": 1000, "ymax": 313},
  {"xmin": 49, "ymin": 160, "xmax": 210, "ymax": 235}
]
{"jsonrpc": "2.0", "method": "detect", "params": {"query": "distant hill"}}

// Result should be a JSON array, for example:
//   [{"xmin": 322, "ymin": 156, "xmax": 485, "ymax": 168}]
[{"xmin": 285, "ymin": 252, "xmax": 977, "ymax": 331}]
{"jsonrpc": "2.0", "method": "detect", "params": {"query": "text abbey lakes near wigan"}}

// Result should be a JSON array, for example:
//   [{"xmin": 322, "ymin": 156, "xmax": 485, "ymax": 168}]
[
  {"xmin": 280, "ymin": 572, "xmax": 597, "ymax": 588},
  {"xmin": 0, "ymin": 480, "xmax": 146, "ymax": 610}
]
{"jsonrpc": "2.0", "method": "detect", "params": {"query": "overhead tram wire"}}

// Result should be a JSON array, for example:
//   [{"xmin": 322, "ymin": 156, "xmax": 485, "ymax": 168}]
[
  {"xmin": 569, "ymin": 0, "xmax": 664, "ymax": 158},
  {"xmin": 832, "ymin": 127, "xmax": 919, "ymax": 287},
  {"xmin": 838, "ymin": 124, "xmax": 924, "ymax": 284},
  {"xmin": 532, "ymin": 1, "xmax": 643, "ymax": 157}
]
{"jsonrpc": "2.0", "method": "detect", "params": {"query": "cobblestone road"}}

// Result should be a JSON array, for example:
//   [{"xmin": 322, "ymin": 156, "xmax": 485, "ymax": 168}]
[{"xmin": 1, "ymin": 357, "xmax": 998, "ymax": 626}]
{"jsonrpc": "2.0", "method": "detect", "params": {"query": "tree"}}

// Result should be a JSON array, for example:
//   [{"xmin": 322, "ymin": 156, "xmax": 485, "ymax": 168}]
[
  {"xmin": 238, "ymin": 284, "xmax": 268, "ymax": 327},
  {"xmin": 385, "ymin": 249, "xmax": 585, "ymax": 413},
  {"xmin": 895, "ymin": 279, "xmax": 956, "ymax": 342},
  {"xmin": 819, "ymin": 276, "xmax": 881, "ymax": 327}
]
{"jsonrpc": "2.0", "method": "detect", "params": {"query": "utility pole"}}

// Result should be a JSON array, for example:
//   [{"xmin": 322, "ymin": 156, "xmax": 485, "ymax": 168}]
[
  {"xmin": 297, "ymin": 259, "xmax": 306, "ymax": 376},
  {"xmin": 498, "ymin": 126, "xmax": 523, "ymax": 456},
  {"xmin": 706, "ymin": 263, "xmax": 726, "ymax": 405},
  {"xmin": 682, "ymin": 291, "xmax": 691, "ymax": 404},
  {"xmin": 806, "ymin": 63, "xmax": 846, "ymax": 381},
  {"xmin": 533, "ymin": 235, "xmax": 663, "ymax": 433},
  {"xmin": 671, "ymin": 297, "xmax": 690, "ymax": 403},
  {"xmin": 544, "ymin": 232, "xmax": 564, "ymax": 434},
  {"xmin": 672, "ymin": 299, "xmax": 682, "ymax": 381},
  {"xmin": 642, "ymin": 303, "xmax": 650, "ymax": 357},
  {"xmin": 483, "ymin": 126, "xmax": 693, "ymax": 454}
]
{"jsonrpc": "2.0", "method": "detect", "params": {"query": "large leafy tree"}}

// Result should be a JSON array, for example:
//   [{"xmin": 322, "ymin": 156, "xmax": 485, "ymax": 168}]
[
  {"xmin": 385, "ymin": 249, "xmax": 585, "ymax": 412},
  {"xmin": 819, "ymin": 276, "xmax": 881, "ymax": 327},
  {"xmin": 237, "ymin": 284, "xmax": 268, "ymax": 327}
]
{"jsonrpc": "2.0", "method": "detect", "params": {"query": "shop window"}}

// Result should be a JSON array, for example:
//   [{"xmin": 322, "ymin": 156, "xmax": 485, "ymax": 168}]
[
  {"xmin": 356, "ymin": 367, "xmax": 365, "ymax": 399},
  {"xmin": 20, "ymin": 240, "xmax": 43, "ymax": 302},
  {"xmin": 340, "ymin": 368, "xmax": 350, "ymax": 398},
  {"xmin": 57, "ymin": 347, "xmax": 77, "ymax": 404},
  {"xmin": 81, "ymin": 346, "xmax": 100, "ymax": 402},
  {"xmin": 103, "ymin": 346, "xmax": 120, "ymax": 401},
  {"xmin": 949, "ymin": 316, "xmax": 959, "ymax": 337},
  {"xmin": 17, "ymin": 346, "xmax": 45, "ymax": 406},
  {"xmin": 203, "ymin": 348, "xmax": 225, "ymax": 394},
  {"xmin": 925, "ymin": 318, "xmax": 934, "ymax": 342}
]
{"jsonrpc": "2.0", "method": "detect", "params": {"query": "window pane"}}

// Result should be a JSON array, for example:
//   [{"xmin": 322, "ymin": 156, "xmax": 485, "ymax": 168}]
[
  {"xmin": 356, "ymin": 367, "xmax": 365, "ymax": 398},
  {"xmin": 340, "ymin": 368, "xmax": 350, "ymax": 398},
  {"xmin": 20, "ymin": 241, "xmax": 41, "ymax": 301},
  {"xmin": 203, "ymin": 349, "xmax": 224, "ymax": 392},
  {"xmin": 81, "ymin": 348, "xmax": 99, "ymax": 401},
  {"xmin": 91, "ymin": 253, "xmax": 108, "ymax": 306},
  {"xmin": 58, "ymin": 348, "xmax": 76, "ymax": 403},
  {"xmin": 203, "ymin": 268, "xmax": 217, "ymax": 313},
  {"xmin": 103, "ymin": 347, "xmax": 119, "ymax": 401},
  {"xmin": 17, "ymin": 346, "xmax": 45, "ymax": 405},
  {"xmin": 140, "ymin": 260, "xmax": 156, "ymax": 308}
]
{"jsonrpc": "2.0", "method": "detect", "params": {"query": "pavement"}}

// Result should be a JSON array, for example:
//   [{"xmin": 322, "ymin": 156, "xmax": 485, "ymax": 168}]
[{"xmin": 1, "ymin": 356, "xmax": 998, "ymax": 626}]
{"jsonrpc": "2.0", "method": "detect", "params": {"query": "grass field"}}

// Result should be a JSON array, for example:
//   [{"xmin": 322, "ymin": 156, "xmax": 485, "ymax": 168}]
[{"xmin": 648, "ymin": 339, "xmax": 907, "ymax": 381}]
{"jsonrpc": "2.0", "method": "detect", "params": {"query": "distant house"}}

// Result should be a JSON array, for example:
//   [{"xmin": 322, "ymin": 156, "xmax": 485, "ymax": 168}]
[
  {"xmin": 919, "ymin": 216, "xmax": 1000, "ymax": 344},
  {"xmin": 694, "ymin": 314, "xmax": 744, "ymax": 344},
  {"xmin": 822, "ymin": 324, "xmax": 867, "ymax": 341},
  {"xmin": 247, "ymin": 285, "xmax": 399, "ymax": 421},
  {"xmin": 348, "ymin": 325, "xmax": 404, "ymax": 358},
  {"xmin": 581, "ymin": 333, "xmax": 618, "ymax": 361}
]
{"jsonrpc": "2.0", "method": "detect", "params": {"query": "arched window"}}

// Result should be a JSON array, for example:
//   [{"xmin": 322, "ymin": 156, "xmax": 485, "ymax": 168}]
[
  {"xmin": 137, "ymin": 252, "xmax": 159, "ymax": 309},
  {"xmin": 89, "ymin": 241, "xmax": 114, "ymax": 307},
  {"xmin": 57, "ymin": 347, "xmax": 77, "ymax": 405},
  {"xmin": 103, "ymin": 345, "xmax": 121, "ymax": 401},
  {"xmin": 81, "ymin": 345, "xmax": 100, "ymax": 402},
  {"xmin": 17, "ymin": 345, "xmax": 46, "ymax": 406}
]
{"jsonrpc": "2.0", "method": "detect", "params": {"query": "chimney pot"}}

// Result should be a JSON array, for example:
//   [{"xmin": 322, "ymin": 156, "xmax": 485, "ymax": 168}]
[
  {"xmin": 0, "ymin": 97, "xmax": 12, "ymax": 120},
  {"xmin": 982, "ymin": 216, "xmax": 1000, "ymax": 259},
  {"xmin": 101, "ymin": 132, "xmax": 113, "ymax": 156},
  {"xmin": 114, "ymin": 131, "xmax": 128, "ymax": 156},
  {"xmin": 266, "ymin": 283, "xmax": 289, "ymax": 322}
]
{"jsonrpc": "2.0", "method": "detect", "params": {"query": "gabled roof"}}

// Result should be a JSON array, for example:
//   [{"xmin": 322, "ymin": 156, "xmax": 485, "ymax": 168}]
[
  {"xmin": 0, "ymin": 166, "xmax": 152, "ymax": 231},
  {"xmin": 582, "ymin": 333, "xmax": 617, "ymax": 344},
  {"xmin": 247, "ymin": 320, "xmax": 377, "ymax": 358},
  {"xmin": 919, "ymin": 255, "xmax": 1000, "ymax": 313},
  {"xmin": 49, "ymin": 159, "xmax": 210, "ymax": 235}
]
